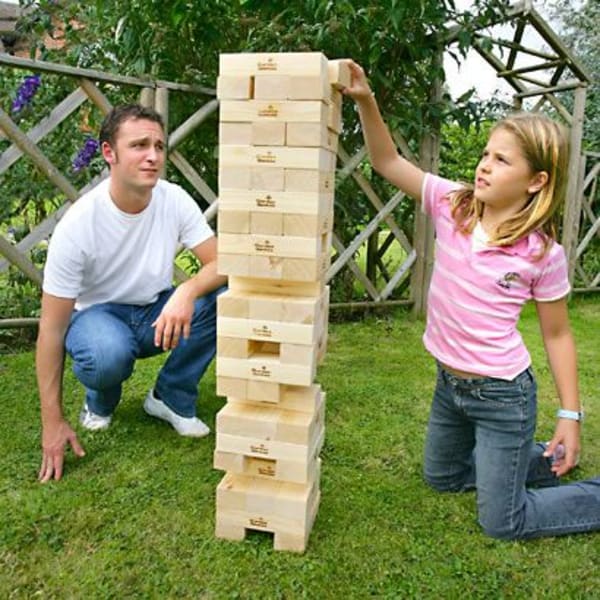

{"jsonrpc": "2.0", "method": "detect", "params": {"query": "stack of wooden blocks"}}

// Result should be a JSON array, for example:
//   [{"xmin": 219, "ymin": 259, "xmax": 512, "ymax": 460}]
[{"xmin": 214, "ymin": 52, "xmax": 349, "ymax": 552}]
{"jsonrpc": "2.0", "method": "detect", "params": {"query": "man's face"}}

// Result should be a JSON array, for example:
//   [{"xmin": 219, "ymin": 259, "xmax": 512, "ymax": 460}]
[{"xmin": 102, "ymin": 117, "xmax": 165, "ymax": 192}]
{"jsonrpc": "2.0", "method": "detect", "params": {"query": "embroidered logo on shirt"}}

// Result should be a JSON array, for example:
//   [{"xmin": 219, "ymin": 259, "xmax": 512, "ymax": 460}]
[{"xmin": 496, "ymin": 272, "xmax": 521, "ymax": 289}]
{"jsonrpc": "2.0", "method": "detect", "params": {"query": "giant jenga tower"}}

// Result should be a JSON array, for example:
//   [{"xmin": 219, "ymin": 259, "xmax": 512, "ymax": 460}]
[{"xmin": 214, "ymin": 52, "xmax": 349, "ymax": 552}]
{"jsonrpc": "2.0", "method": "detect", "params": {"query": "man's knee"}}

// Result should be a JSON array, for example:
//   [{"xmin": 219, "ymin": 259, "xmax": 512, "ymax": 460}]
[{"xmin": 71, "ymin": 338, "xmax": 135, "ymax": 389}]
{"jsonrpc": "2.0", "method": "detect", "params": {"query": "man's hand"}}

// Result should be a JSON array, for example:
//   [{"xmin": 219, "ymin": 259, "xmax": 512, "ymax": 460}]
[
  {"xmin": 39, "ymin": 420, "xmax": 85, "ymax": 482},
  {"xmin": 543, "ymin": 418, "xmax": 581, "ymax": 477},
  {"xmin": 152, "ymin": 285, "xmax": 195, "ymax": 351}
]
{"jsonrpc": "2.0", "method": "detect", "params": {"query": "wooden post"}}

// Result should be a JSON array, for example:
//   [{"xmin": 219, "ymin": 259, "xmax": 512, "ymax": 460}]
[
  {"xmin": 411, "ymin": 50, "xmax": 442, "ymax": 319},
  {"xmin": 366, "ymin": 232, "xmax": 378, "ymax": 285},
  {"xmin": 0, "ymin": 234, "xmax": 42, "ymax": 285},
  {"xmin": 562, "ymin": 85, "xmax": 587, "ymax": 285},
  {"xmin": 139, "ymin": 86, "xmax": 155, "ymax": 108},
  {"xmin": 155, "ymin": 86, "xmax": 168, "ymax": 177},
  {"xmin": 79, "ymin": 78, "xmax": 112, "ymax": 115},
  {"xmin": 0, "ymin": 106, "xmax": 78, "ymax": 201}
]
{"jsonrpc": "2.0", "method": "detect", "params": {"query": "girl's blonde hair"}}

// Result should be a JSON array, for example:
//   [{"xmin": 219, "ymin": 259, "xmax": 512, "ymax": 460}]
[{"xmin": 450, "ymin": 112, "xmax": 570, "ymax": 255}]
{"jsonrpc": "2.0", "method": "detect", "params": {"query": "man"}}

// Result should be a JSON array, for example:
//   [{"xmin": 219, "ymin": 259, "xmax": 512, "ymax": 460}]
[{"xmin": 36, "ymin": 104, "xmax": 226, "ymax": 482}]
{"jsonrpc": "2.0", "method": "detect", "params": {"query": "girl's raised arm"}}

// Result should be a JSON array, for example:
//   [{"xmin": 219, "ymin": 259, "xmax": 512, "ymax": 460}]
[{"xmin": 343, "ymin": 60, "xmax": 425, "ymax": 203}]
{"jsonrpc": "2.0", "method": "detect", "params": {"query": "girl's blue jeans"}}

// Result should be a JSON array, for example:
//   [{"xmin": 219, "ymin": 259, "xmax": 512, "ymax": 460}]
[
  {"xmin": 65, "ymin": 286, "xmax": 225, "ymax": 419},
  {"xmin": 424, "ymin": 365, "xmax": 600, "ymax": 539}
]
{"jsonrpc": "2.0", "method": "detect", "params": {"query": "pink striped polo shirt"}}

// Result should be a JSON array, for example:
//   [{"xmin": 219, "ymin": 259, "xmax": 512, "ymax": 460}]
[{"xmin": 422, "ymin": 173, "xmax": 571, "ymax": 380}]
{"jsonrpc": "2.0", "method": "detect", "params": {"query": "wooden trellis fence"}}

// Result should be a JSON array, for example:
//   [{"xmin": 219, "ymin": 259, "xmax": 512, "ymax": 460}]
[
  {"xmin": 0, "ymin": 51, "xmax": 420, "ymax": 327},
  {"xmin": 0, "ymin": 1, "xmax": 596, "ymax": 331},
  {"xmin": 574, "ymin": 151, "xmax": 600, "ymax": 292}
]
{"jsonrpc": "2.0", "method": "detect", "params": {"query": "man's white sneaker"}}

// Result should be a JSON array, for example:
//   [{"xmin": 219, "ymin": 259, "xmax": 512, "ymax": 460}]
[
  {"xmin": 79, "ymin": 403, "xmax": 112, "ymax": 431},
  {"xmin": 143, "ymin": 389, "xmax": 210, "ymax": 438}
]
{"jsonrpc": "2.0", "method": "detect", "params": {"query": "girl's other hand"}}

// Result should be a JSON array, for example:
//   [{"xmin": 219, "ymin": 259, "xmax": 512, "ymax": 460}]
[
  {"xmin": 342, "ymin": 60, "xmax": 374, "ymax": 101},
  {"xmin": 544, "ymin": 418, "xmax": 581, "ymax": 476}
]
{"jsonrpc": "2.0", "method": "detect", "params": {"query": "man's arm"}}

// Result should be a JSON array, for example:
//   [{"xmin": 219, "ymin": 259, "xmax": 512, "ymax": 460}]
[
  {"xmin": 153, "ymin": 236, "xmax": 227, "ymax": 350},
  {"xmin": 37, "ymin": 292, "xmax": 85, "ymax": 482}
]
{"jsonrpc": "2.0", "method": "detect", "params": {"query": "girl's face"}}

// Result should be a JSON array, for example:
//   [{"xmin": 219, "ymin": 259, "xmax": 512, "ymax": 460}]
[{"xmin": 474, "ymin": 127, "xmax": 547, "ymax": 222}]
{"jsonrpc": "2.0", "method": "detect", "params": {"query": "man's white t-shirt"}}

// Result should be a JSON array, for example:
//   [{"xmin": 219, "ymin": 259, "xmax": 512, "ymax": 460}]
[{"xmin": 43, "ymin": 178, "xmax": 214, "ymax": 310}]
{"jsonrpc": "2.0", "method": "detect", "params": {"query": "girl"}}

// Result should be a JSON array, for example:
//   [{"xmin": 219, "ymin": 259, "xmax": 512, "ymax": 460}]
[{"xmin": 343, "ymin": 60, "xmax": 600, "ymax": 539}]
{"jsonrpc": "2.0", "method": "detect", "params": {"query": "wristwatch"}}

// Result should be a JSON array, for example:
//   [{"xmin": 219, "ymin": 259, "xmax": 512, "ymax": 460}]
[{"xmin": 557, "ymin": 408, "xmax": 584, "ymax": 422}]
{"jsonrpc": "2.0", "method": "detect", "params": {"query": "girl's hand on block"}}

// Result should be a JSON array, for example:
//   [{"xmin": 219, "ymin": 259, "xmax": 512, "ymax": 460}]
[{"xmin": 342, "ymin": 60, "xmax": 374, "ymax": 101}]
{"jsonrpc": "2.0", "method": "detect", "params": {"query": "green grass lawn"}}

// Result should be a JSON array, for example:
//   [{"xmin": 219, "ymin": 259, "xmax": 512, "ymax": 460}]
[{"xmin": 0, "ymin": 296, "xmax": 599, "ymax": 598}]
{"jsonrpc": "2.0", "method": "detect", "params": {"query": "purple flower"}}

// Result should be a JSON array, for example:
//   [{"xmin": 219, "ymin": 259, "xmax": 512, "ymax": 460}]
[
  {"xmin": 11, "ymin": 74, "xmax": 42, "ymax": 113},
  {"xmin": 72, "ymin": 137, "xmax": 100, "ymax": 172}
]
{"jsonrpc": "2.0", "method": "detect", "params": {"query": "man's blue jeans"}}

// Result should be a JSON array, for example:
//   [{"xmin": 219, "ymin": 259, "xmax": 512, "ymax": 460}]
[
  {"xmin": 424, "ymin": 365, "xmax": 600, "ymax": 539},
  {"xmin": 65, "ymin": 286, "xmax": 225, "ymax": 419}
]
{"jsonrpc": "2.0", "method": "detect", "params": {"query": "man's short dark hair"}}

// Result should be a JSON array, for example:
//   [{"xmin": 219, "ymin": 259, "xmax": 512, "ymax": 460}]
[{"xmin": 99, "ymin": 104, "xmax": 164, "ymax": 147}]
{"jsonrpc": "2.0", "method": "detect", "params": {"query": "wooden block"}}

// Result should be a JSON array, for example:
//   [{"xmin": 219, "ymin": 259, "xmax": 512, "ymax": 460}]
[
  {"xmin": 327, "ymin": 99, "xmax": 343, "ymax": 134},
  {"xmin": 219, "ymin": 145, "xmax": 336, "ymax": 171},
  {"xmin": 217, "ymin": 355, "xmax": 316, "ymax": 386},
  {"xmin": 215, "ymin": 399, "xmax": 324, "ymax": 448},
  {"xmin": 218, "ymin": 254, "xmax": 249, "ymax": 277},
  {"xmin": 218, "ymin": 233, "xmax": 326, "ymax": 260},
  {"xmin": 252, "ymin": 122, "xmax": 286, "ymax": 146},
  {"xmin": 248, "ymin": 255, "xmax": 284, "ymax": 280},
  {"xmin": 217, "ymin": 75, "xmax": 254, "ymax": 99},
  {"xmin": 219, "ymin": 190, "xmax": 334, "ymax": 218},
  {"xmin": 218, "ymin": 243, "xmax": 330, "ymax": 284},
  {"xmin": 330, "ymin": 87, "xmax": 343, "ymax": 108},
  {"xmin": 286, "ymin": 122, "xmax": 338, "ymax": 152},
  {"xmin": 213, "ymin": 451, "xmax": 320, "ymax": 485},
  {"xmin": 280, "ymin": 343, "xmax": 315, "ymax": 366},
  {"xmin": 217, "ymin": 316, "xmax": 322, "ymax": 346},
  {"xmin": 219, "ymin": 100, "xmax": 328, "ymax": 124},
  {"xmin": 228, "ymin": 275, "xmax": 324, "ymax": 298},
  {"xmin": 250, "ymin": 212, "xmax": 283, "ymax": 236},
  {"xmin": 288, "ymin": 74, "xmax": 330, "ymax": 100},
  {"xmin": 223, "ymin": 256, "xmax": 328, "ymax": 283},
  {"xmin": 254, "ymin": 74, "xmax": 291, "ymax": 99},
  {"xmin": 328, "ymin": 59, "xmax": 351, "ymax": 90},
  {"xmin": 216, "ymin": 376, "xmax": 248, "ymax": 400},
  {"xmin": 219, "ymin": 122, "xmax": 252, "ymax": 145},
  {"xmin": 251, "ymin": 167, "xmax": 285, "ymax": 191},
  {"xmin": 248, "ymin": 380, "xmax": 281, "ymax": 403},
  {"xmin": 215, "ymin": 467, "xmax": 321, "ymax": 553},
  {"xmin": 213, "ymin": 423, "xmax": 324, "ymax": 485},
  {"xmin": 217, "ymin": 292, "xmax": 249, "ymax": 318},
  {"xmin": 217, "ymin": 379, "xmax": 323, "ymax": 413},
  {"xmin": 217, "ymin": 210, "xmax": 250, "ymax": 234},
  {"xmin": 215, "ymin": 491, "xmax": 320, "ymax": 553},
  {"xmin": 281, "ymin": 254, "xmax": 329, "ymax": 282},
  {"xmin": 283, "ymin": 213, "xmax": 329, "ymax": 237},
  {"xmin": 247, "ymin": 294, "xmax": 285, "ymax": 322},
  {"xmin": 219, "ymin": 167, "xmax": 251, "ymax": 190},
  {"xmin": 219, "ymin": 52, "xmax": 328, "ymax": 77},
  {"xmin": 284, "ymin": 169, "xmax": 333, "ymax": 193},
  {"xmin": 217, "ymin": 336, "xmax": 252, "ymax": 359},
  {"xmin": 218, "ymin": 288, "xmax": 326, "ymax": 323},
  {"xmin": 283, "ymin": 387, "xmax": 324, "ymax": 413},
  {"xmin": 281, "ymin": 291, "xmax": 326, "ymax": 324}
]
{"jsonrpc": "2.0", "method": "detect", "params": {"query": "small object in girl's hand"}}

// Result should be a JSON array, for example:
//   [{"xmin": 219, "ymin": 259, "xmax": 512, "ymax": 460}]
[
  {"xmin": 553, "ymin": 444, "xmax": 566, "ymax": 461},
  {"xmin": 544, "ymin": 441, "xmax": 565, "ymax": 462}
]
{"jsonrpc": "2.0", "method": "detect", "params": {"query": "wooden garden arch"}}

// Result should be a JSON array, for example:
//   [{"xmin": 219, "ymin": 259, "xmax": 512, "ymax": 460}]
[{"xmin": 0, "ymin": 0, "xmax": 595, "ymax": 331}]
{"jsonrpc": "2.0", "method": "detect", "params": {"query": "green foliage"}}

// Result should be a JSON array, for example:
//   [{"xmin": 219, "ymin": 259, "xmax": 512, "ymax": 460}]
[
  {"xmin": 4, "ymin": 0, "xmax": 514, "ymax": 310},
  {"xmin": 440, "ymin": 119, "xmax": 494, "ymax": 183},
  {"xmin": 0, "ymin": 296, "xmax": 599, "ymax": 596},
  {"xmin": 548, "ymin": 0, "xmax": 599, "ymax": 152}
]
